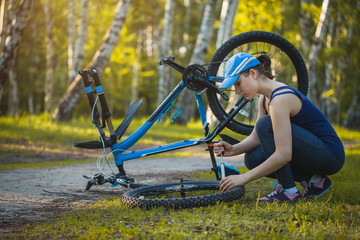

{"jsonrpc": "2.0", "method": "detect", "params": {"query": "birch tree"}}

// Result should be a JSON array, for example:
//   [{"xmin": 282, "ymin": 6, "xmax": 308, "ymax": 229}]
[
  {"xmin": 68, "ymin": 0, "xmax": 89, "ymax": 84},
  {"xmin": 44, "ymin": 0, "xmax": 55, "ymax": 113},
  {"xmin": 7, "ymin": 53, "xmax": 18, "ymax": 117},
  {"xmin": 307, "ymin": 0, "xmax": 332, "ymax": 106},
  {"xmin": 341, "ymin": 1, "xmax": 360, "ymax": 128},
  {"xmin": 68, "ymin": 0, "xmax": 76, "ymax": 84},
  {"xmin": 157, "ymin": 0, "xmax": 174, "ymax": 105},
  {"xmin": 131, "ymin": 29, "xmax": 144, "ymax": 104},
  {"xmin": 322, "ymin": 18, "xmax": 334, "ymax": 120},
  {"xmin": 0, "ymin": 0, "xmax": 32, "ymax": 100},
  {"xmin": 216, "ymin": 0, "xmax": 239, "ymax": 47},
  {"xmin": 183, "ymin": 0, "xmax": 191, "ymax": 45},
  {"xmin": 206, "ymin": 0, "xmax": 239, "ymax": 126},
  {"xmin": 0, "ymin": 0, "xmax": 10, "ymax": 52},
  {"xmin": 175, "ymin": 0, "xmax": 216, "ymax": 125},
  {"xmin": 343, "ymin": 82, "xmax": 360, "ymax": 128},
  {"xmin": 299, "ymin": 0, "xmax": 313, "ymax": 56},
  {"xmin": 52, "ymin": 0, "xmax": 132, "ymax": 121},
  {"xmin": 3, "ymin": 0, "xmax": 19, "ymax": 116},
  {"xmin": 27, "ymin": 0, "xmax": 41, "ymax": 115}
]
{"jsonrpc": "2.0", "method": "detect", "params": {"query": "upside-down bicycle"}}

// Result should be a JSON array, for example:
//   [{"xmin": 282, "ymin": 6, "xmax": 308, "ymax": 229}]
[{"xmin": 75, "ymin": 31, "xmax": 309, "ymax": 209}]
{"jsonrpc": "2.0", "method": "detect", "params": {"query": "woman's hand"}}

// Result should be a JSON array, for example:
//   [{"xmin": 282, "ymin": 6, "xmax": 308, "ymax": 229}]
[
  {"xmin": 214, "ymin": 141, "xmax": 236, "ymax": 157},
  {"xmin": 220, "ymin": 175, "xmax": 247, "ymax": 192}
]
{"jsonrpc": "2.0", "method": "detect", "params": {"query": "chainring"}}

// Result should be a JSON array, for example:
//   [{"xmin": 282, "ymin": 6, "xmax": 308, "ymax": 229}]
[{"xmin": 182, "ymin": 64, "xmax": 208, "ymax": 92}]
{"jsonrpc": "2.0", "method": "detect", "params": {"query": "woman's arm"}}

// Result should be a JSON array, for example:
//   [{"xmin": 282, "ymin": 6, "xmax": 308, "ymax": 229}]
[
  {"xmin": 220, "ymin": 95, "xmax": 295, "ymax": 191},
  {"xmin": 214, "ymin": 95, "xmax": 266, "ymax": 157}
]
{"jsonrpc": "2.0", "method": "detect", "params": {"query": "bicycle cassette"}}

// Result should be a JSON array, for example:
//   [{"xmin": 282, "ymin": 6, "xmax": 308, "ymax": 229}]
[{"xmin": 182, "ymin": 64, "xmax": 208, "ymax": 92}]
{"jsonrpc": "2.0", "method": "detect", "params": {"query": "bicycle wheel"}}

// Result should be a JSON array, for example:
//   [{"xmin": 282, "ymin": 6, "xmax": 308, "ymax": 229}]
[
  {"xmin": 121, "ymin": 180, "xmax": 245, "ymax": 209},
  {"xmin": 206, "ymin": 31, "xmax": 308, "ymax": 135}
]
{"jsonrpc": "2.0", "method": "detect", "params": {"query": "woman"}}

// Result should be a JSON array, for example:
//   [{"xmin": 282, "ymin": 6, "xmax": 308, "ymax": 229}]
[{"xmin": 214, "ymin": 52, "xmax": 345, "ymax": 202}]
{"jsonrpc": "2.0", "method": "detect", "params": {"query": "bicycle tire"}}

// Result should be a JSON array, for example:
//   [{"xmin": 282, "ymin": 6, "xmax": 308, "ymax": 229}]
[
  {"xmin": 121, "ymin": 180, "xmax": 245, "ymax": 209},
  {"xmin": 206, "ymin": 31, "xmax": 309, "ymax": 135}
]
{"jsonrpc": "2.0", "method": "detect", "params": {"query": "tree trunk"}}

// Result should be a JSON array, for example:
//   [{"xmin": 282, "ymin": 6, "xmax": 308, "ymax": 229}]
[
  {"xmin": 176, "ymin": 0, "xmax": 216, "ymax": 125},
  {"xmin": 71, "ymin": 0, "xmax": 89, "ymax": 83},
  {"xmin": 131, "ymin": 29, "xmax": 143, "ymax": 104},
  {"xmin": 307, "ymin": 0, "xmax": 332, "ymax": 106},
  {"xmin": 206, "ymin": 0, "xmax": 239, "ymax": 126},
  {"xmin": 299, "ymin": 0, "xmax": 313, "ymax": 56},
  {"xmin": 68, "ymin": 0, "xmax": 89, "ymax": 84},
  {"xmin": 322, "ymin": 17, "xmax": 334, "ymax": 120},
  {"xmin": 343, "ymin": 82, "xmax": 359, "ymax": 128},
  {"xmin": 0, "ymin": 0, "xmax": 32, "ymax": 100},
  {"xmin": 28, "ymin": 0, "xmax": 40, "ymax": 115},
  {"xmin": 352, "ymin": 104, "xmax": 360, "ymax": 128},
  {"xmin": 67, "ymin": 0, "xmax": 76, "ymax": 84},
  {"xmin": 43, "ymin": 0, "xmax": 55, "ymax": 114},
  {"xmin": 52, "ymin": 0, "xmax": 132, "ymax": 121},
  {"xmin": 216, "ymin": 0, "xmax": 239, "ymax": 47},
  {"xmin": 157, "ymin": 0, "xmax": 174, "ymax": 105},
  {"xmin": 0, "ymin": 0, "xmax": 10, "ymax": 51},
  {"xmin": 7, "ymin": 54, "xmax": 19, "ymax": 117},
  {"xmin": 183, "ymin": 0, "xmax": 191, "ymax": 45}
]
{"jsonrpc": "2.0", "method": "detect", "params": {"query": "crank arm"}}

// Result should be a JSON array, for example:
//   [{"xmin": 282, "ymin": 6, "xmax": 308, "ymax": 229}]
[{"xmin": 158, "ymin": 56, "xmax": 185, "ymax": 74}]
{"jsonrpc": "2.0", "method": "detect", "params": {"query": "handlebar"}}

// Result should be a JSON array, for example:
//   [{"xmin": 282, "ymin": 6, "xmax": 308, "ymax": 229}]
[
  {"xmin": 78, "ymin": 58, "xmax": 228, "ymax": 148},
  {"xmin": 79, "ymin": 70, "xmax": 101, "ymax": 126},
  {"xmin": 79, "ymin": 69, "xmax": 117, "ymax": 144}
]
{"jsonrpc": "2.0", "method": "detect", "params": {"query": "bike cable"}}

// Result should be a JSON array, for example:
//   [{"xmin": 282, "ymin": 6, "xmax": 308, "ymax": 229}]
[{"xmin": 92, "ymin": 96, "xmax": 115, "ymax": 177}]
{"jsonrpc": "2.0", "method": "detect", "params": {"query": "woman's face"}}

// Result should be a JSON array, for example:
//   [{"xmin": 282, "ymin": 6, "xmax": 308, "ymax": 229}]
[{"xmin": 233, "ymin": 70, "xmax": 258, "ymax": 100}]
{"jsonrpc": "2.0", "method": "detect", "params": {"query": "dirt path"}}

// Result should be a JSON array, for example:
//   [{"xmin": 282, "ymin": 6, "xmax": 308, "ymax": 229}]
[{"xmin": 0, "ymin": 153, "xmax": 244, "ymax": 236}]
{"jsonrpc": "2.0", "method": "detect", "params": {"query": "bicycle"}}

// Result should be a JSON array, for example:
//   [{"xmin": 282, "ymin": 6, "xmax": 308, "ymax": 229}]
[{"xmin": 75, "ymin": 31, "xmax": 309, "ymax": 209}]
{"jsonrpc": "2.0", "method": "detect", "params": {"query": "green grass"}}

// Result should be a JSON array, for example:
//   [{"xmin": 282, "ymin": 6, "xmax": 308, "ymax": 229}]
[
  {"xmin": 0, "ymin": 115, "xmax": 242, "ymax": 148},
  {"xmin": 0, "ymin": 115, "xmax": 243, "ymax": 169},
  {"xmin": 2, "ymin": 115, "xmax": 360, "ymax": 239},
  {"xmin": 16, "ymin": 146, "xmax": 360, "ymax": 239}
]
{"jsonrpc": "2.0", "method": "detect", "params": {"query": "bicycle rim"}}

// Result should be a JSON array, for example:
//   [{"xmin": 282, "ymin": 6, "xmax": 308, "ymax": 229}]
[
  {"xmin": 206, "ymin": 31, "xmax": 308, "ymax": 135},
  {"xmin": 121, "ymin": 180, "xmax": 245, "ymax": 209}
]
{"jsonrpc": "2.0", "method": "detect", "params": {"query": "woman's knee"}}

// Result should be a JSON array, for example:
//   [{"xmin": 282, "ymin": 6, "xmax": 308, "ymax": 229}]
[
  {"xmin": 244, "ymin": 147, "xmax": 266, "ymax": 170},
  {"xmin": 244, "ymin": 153, "xmax": 254, "ymax": 169}
]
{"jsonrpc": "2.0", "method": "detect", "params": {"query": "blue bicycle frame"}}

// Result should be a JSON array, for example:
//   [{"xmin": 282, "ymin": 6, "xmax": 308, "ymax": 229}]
[
  {"xmin": 111, "ymin": 81, "xmax": 209, "ymax": 166},
  {"xmin": 76, "ymin": 58, "xmax": 249, "ymax": 180}
]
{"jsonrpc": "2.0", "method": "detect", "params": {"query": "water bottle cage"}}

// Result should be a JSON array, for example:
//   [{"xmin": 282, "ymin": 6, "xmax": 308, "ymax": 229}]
[{"xmin": 158, "ymin": 103, "xmax": 182, "ymax": 123}]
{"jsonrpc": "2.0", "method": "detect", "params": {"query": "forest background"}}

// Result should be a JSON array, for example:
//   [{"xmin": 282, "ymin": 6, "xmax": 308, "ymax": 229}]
[{"xmin": 0, "ymin": 0, "xmax": 359, "ymax": 129}]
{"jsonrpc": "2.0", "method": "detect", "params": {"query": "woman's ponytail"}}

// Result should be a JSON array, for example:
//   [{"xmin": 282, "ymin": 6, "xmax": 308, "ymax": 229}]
[{"xmin": 256, "ymin": 53, "xmax": 275, "ymax": 80}]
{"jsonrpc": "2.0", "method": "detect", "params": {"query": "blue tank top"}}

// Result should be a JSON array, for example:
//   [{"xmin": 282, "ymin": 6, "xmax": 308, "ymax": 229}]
[{"xmin": 262, "ymin": 85, "xmax": 345, "ymax": 162}]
